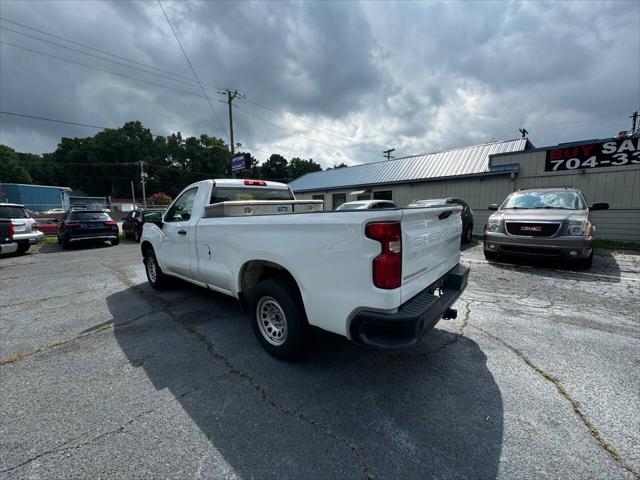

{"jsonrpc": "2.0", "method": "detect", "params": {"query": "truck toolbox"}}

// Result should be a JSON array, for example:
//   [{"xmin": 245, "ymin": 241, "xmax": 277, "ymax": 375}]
[
  {"xmin": 350, "ymin": 264, "xmax": 469, "ymax": 349},
  {"xmin": 204, "ymin": 200, "xmax": 324, "ymax": 218}
]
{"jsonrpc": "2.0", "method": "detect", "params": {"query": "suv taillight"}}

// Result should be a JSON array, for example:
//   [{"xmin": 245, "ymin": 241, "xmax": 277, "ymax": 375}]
[
  {"xmin": 64, "ymin": 222, "xmax": 81, "ymax": 228},
  {"xmin": 365, "ymin": 221, "xmax": 402, "ymax": 289},
  {"xmin": 104, "ymin": 220, "xmax": 117, "ymax": 226},
  {"xmin": 8, "ymin": 222, "xmax": 15, "ymax": 239}
]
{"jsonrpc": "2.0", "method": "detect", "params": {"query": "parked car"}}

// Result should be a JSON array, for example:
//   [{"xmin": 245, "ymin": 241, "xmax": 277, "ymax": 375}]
[
  {"xmin": 0, "ymin": 203, "xmax": 44, "ymax": 254},
  {"xmin": 0, "ymin": 219, "xmax": 18, "ymax": 255},
  {"xmin": 44, "ymin": 208, "xmax": 66, "ymax": 214},
  {"xmin": 335, "ymin": 200, "xmax": 397, "ymax": 210},
  {"xmin": 122, "ymin": 208, "xmax": 165, "ymax": 242},
  {"xmin": 57, "ymin": 209, "xmax": 120, "ymax": 249},
  {"xmin": 34, "ymin": 218, "xmax": 60, "ymax": 236},
  {"xmin": 483, "ymin": 187, "xmax": 609, "ymax": 268},
  {"xmin": 140, "ymin": 179, "xmax": 468, "ymax": 359},
  {"xmin": 409, "ymin": 198, "xmax": 474, "ymax": 243}
]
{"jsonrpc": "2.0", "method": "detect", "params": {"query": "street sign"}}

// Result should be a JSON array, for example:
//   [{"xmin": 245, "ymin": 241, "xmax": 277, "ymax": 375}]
[{"xmin": 231, "ymin": 154, "xmax": 247, "ymax": 173}]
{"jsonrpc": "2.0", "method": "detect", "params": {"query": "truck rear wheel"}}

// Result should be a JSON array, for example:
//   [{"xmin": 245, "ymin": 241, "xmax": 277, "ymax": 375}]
[
  {"xmin": 144, "ymin": 248, "xmax": 170, "ymax": 289},
  {"xmin": 250, "ymin": 278, "xmax": 308, "ymax": 360}
]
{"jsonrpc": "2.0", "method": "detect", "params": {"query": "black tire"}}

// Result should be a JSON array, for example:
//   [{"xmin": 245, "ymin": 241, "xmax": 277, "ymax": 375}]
[
  {"xmin": 484, "ymin": 250, "xmax": 498, "ymax": 261},
  {"xmin": 17, "ymin": 242, "xmax": 30, "ymax": 254},
  {"xmin": 112, "ymin": 238, "xmax": 120, "ymax": 246},
  {"xmin": 250, "ymin": 277, "xmax": 309, "ymax": 360},
  {"xmin": 134, "ymin": 228, "xmax": 141, "ymax": 242},
  {"xmin": 62, "ymin": 240, "xmax": 70, "ymax": 250},
  {"xmin": 144, "ymin": 248, "xmax": 170, "ymax": 289},
  {"xmin": 462, "ymin": 223, "xmax": 473, "ymax": 244},
  {"xmin": 576, "ymin": 252, "xmax": 593, "ymax": 269}
]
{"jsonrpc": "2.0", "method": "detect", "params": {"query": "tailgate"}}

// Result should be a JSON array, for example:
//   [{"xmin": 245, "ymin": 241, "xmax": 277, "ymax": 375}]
[{"xmin": 400, "ymin": 206, "xmax": 462, "ymax": 303}]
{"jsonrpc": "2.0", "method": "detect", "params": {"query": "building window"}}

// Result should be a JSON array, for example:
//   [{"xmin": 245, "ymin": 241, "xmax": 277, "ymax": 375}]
[
  {"xmin": 332, "ymin": 193, "xmax": 346, "ymax": 209},
  {"xmin": 373, "ymin": 190, "xmax": 392, "ymax": 200}
]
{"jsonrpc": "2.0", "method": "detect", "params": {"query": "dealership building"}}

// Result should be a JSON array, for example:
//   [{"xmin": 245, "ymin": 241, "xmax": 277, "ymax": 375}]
[{"xmin": 289, "ymin": 135, "xmax": 640, "ymax": 241}]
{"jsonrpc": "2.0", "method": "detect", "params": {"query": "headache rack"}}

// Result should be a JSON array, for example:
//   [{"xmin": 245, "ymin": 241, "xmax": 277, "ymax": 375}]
[{"xmin": 204, "ymin": 200, "xmax": 324, "ymax": 218}]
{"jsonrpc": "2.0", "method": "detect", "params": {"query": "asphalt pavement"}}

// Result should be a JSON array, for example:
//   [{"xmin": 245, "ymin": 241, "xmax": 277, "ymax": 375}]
[{"xmin": 1, "ymin": 240, "xmax": 638, "ymax": 479}]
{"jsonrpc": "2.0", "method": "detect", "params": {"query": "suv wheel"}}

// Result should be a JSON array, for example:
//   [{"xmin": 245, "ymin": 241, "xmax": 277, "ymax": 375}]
[
  {"xmin": 250, "ymin": 278, "xmax": 308, "ymax": 360},
  {"xmin": 17, "ymin": 242, "xmax": 30, "ymax": 254},
  {"xmin": 576, "ymin": 252, "xmax": 593, "ymax": 269}
]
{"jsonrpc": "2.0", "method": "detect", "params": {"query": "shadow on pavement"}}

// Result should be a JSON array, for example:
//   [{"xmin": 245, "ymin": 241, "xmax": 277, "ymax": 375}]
[
  {"xmin": 483, "ymin": 249, "xmax": 622, "ymax": 283},
  {"xmin": 109, "ymin": 283, "xmax": 503, "ymax": 479}
]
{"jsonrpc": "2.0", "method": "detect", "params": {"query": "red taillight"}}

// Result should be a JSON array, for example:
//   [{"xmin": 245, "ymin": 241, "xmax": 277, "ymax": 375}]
[
  {"xmin": 8, "ymin": 223, "xmax": 15, "ymax": 239},
  {"xmin": 365, "ymin": 221, "xmax": 402, "ymax": 289},
  {"xmin": 244, "ymin": 180, "xmax": 267, "ymax": 186},
  {"xmin": 104, "ymin": 220, "xmax": 117, "ymax": 226},
  {"xmin": 64, "ymin": 222, "xmax": 81, "ymax": 228}
]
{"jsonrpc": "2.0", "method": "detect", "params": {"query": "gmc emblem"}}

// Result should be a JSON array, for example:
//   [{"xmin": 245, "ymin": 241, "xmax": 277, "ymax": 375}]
[{"xmin": 521, "ymin": 226, "xmax": 542, "ymax": 232}]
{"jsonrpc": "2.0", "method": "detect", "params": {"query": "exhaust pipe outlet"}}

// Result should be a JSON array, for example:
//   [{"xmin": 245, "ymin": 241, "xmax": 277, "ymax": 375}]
[{"xmin": 442, "ymin": 308, "xmax": 457, "ymax": 320}]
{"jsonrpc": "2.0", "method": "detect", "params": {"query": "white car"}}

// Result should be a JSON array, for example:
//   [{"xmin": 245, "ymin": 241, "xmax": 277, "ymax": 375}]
[
  {"xmin": 140, "ymin": 179, "xmax": 468, "ymax": 359},
  {"xmin": 336, "ymin": 200, "xmax": 397, "ymax": 210},
  {"xmin": 0, "ymin": 203, "xmax": 44, "ymax": 254}
]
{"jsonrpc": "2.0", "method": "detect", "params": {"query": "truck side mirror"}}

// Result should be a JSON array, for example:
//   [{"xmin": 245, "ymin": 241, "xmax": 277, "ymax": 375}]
[
  {"xmin": 590, "ymin": 202, "xmax": 609, "ymax": 211},
  {"xmin": 488, "ymin": 204, "xmax": 499, "ymax": 210},
  {"xmin": 143, "ymin": 211, "xmax": 163, "ymax": 227}
]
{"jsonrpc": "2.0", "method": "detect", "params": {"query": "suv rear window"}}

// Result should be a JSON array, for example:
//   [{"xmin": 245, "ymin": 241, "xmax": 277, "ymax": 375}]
[
  {"xmin": 0, "ymin": 206, "xmax": 29, "ymax": 218},
  {"xmin": 69, "ymin": 212, "xmax": 110, "ymax": 221}
]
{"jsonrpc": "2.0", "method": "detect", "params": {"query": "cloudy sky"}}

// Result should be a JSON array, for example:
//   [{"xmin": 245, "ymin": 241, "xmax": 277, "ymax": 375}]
[{"xmin": 0, "ymin": 0, "xmax": 638, "ymax": 167}]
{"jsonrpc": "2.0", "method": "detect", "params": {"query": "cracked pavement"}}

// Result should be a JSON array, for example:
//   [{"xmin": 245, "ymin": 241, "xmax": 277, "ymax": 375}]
[{"xmin": 1, "ymin": 241, "xmax": 638, "ymax": 479}]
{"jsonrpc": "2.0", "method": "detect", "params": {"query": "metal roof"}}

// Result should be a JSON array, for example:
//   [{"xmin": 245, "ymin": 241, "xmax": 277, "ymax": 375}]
[{"xmin": 289, "ymin": 139, "xmax": 529, "ymax": 192}]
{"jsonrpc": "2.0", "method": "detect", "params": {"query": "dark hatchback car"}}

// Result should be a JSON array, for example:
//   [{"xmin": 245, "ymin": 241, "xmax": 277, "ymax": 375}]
[
  {"xmin": 58, "ymin": 210, "xmax": 119, "ymax": 249},
  {"xmin": 122, "ymin": 208, "xmax": 165, "ymax": 242},
  {"xmin": 408, "ymin": 197, "xmax": 474, "ymax": 243}
]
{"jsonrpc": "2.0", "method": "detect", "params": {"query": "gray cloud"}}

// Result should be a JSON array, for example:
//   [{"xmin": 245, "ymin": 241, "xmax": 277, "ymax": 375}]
[{"xmin": 0, "ymin": 0, "xmax": 638, "ymax": 168}]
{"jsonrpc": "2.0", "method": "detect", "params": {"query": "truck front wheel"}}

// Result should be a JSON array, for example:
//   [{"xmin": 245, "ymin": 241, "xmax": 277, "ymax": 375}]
[
  {"xmin": 250, "ymin": 278, "xmax": 308, "ymax": 360},
  {"xmin": 144, "ymin": 248, "xmax": 170, "ymax": 289}
]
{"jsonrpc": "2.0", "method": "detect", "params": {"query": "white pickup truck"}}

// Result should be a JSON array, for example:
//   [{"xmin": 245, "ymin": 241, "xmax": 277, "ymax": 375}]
[{"xmin": 140, "ymin": 179, "xmax": 469, "ymax": 359}]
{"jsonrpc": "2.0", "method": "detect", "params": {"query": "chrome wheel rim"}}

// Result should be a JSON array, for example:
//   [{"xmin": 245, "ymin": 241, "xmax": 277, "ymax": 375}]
[
  {"xmin": 147, "ymin": 257, "xmax": 157, "ymax": 283},
  {"xmin": 256, "ymin": 296, "xmax": 288, "ymax": 346}
]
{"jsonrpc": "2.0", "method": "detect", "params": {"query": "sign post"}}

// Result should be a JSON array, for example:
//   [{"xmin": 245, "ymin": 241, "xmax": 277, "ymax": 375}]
[{"xmin": 231, "ymin": 153, "xmax": 247, "ymax": 175}]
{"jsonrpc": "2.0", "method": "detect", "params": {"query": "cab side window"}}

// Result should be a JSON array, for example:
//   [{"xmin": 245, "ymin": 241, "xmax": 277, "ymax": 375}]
[{"xmin": 165, "ymin": 188, "xmax": 198, "ymax": 222}]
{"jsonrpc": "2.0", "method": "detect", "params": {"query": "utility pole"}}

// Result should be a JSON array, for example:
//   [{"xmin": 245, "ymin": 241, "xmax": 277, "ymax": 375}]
[
  {"xmin": 631, "ymin": 110, "xmax": 639, "ymax": 133},
  {"xmin": 140, "ymin": 160, "xmax": 147, "ymax": 208},
  {"xmin": 383, "ymin": 148, "xmax": 395, "ymax": 160},
  {"xmin": 220, "ymin": 89, "xmax": 243, "ymax": 178},
  {"xmin": 131, "ymin": 180, "xmax": 137, "ymax": 209}
]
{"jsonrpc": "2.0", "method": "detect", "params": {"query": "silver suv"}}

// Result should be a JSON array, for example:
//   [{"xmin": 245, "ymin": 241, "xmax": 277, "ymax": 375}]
[
  {"xmin": 483, "ymin": 188, "xmax": 609, "ymax": 268},
  {"xmin": 0, "ymin": 203, "xmax": 44, "ymax": 254}
]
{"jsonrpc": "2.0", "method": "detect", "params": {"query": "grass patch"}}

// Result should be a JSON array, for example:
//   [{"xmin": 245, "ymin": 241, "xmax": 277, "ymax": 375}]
[
  {"xmin": 39, "ymin": 236, "xmax": 58, "ymax": 244},
  {"xmin": 594, "ymin": 239, "xmax": 640, "ymax": 251}
]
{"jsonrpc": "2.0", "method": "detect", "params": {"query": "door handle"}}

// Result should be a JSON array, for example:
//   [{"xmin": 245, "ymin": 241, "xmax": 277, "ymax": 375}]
[
  {"xmin": 438, "ymin": 211, "xmax": 452, "ymax": 220},
  {"xmin": 177, "ymin": 229, "xmax": 187, "ymax": 235}
]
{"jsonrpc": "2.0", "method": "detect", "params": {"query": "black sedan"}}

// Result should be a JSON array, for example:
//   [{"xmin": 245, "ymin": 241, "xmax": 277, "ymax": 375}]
[
  {"xmin": 58, "ymin": 210, "xmax": 119, "ymax": 249},
  {"xmin": 408, "ymin": 197, "xmax": 474, "ymax": 243},
  {"xmin": 122, "ymin": 208, "xmax": 165, "ymax": 242}
]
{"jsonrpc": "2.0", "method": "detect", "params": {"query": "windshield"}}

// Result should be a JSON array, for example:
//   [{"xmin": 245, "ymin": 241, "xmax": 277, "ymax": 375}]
[
  {"xmin": 502, "ymin": 191, "xmax": 585, "ymax": 210},
  {"xmin": 0, "ymin": 206, "xmax": 29, "ymax": 218},
  {"xmin": 411, "ymin": 200, "xmax": 446, "ymax": 207},
  {"xmin": 70, "ymin": 212, "xmax": 111, "ymax": 221},
  {"xmin": 212, "ymin": 187, "xmax": 294, "ymax": 202},
  {"xmin": 336, "ymin": 203, "xmax": 367, "ymax": 210}
]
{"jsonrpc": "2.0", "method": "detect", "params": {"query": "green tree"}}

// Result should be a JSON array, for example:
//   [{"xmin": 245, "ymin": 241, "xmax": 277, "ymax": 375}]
[
  {"xmin": 0, "ymin": 145, "xmax": 32, "ymax": 183},
  {"xmin": 288, "ymin": 157, "xmax": 322, "ymax": 180},
  {"xmin": 261, "ymin": 153, "xmax": 289, "ymax": 181}
]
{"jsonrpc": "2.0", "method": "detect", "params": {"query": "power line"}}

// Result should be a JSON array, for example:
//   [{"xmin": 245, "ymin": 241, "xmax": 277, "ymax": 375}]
[
  {"xmin": 0, "ymin": 25, "xmax": 216, "ymax": 91},
  {"xmin": 156, "ymin": 0, "xmax": 228, "ymax": 137},
  {"xmin": 0, "ymin": 40, "xmax": 204, "ymax": 98},
  {"xmin": 0, "ymin": 16, "xmax": 209, "ymax": 84},
  {"xmin": 1, "ymin": 110, "xmax": 107, "ymax": 130}
]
